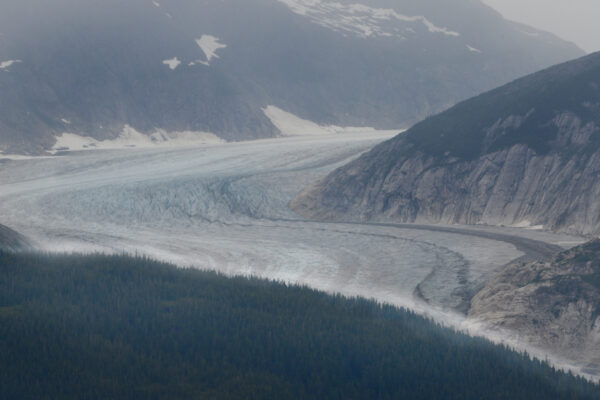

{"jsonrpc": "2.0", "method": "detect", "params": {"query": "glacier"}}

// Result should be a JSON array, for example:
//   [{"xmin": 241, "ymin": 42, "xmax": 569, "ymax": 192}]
[{"xmin": 0, "ymin": 132, "xmax": 582, "ymax": 318}]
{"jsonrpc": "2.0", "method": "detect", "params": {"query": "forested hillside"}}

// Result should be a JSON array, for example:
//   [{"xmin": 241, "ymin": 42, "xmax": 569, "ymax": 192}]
[{"xmin": 1, "ymin": 252, "xmax": 598, "ymax": 399}]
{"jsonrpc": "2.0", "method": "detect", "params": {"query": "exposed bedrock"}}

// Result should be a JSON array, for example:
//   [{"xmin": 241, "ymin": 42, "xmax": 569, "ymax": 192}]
[
  {"xmin": 293, "ymin": 131, "xmax": 600, "ymax": 235},
  {"xmin": 292, "ymin": 52, "xmax": 600, "ymax": 236},
  {"xmin": 468, "ymin": 240, "xmax": 600, "ymax": 375}
]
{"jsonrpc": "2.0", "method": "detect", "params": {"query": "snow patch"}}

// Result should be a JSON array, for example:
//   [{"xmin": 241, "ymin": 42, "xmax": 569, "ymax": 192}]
[
  {"xmin": 263, "ymin": 105, "xmax": 394, "ymax": 137},
  {"xmin": 52, "ymin": 126, "xmax": 224, "ymax": 153},
  {"xmin": 467, "ymin": 45, "xmax": 481, "ymax": 53},
  {"xmin": 0, "ymin": 60, "xmax": 22, "ymax": 70},
  {"xmin": 277, "ymin": 0, "xmax": 459, "ymax": 39},
  {"xmin": 195, "ymin": 35, "xmax": 227, "ymax": 66},
  {"xmin": 512, "ymin": 220, "xmax": 545, "ymax": 230},
  {"xmin": 152, "ymin": 0, "xmax": 160, "ymax": 7},
  {"xmin": 60, "ymin": 118, "xmax": 71, "ymax": 124},
  {"xmin": 162, "ymin": 57, "xmax": 181, "ymax": 70},
  {"xmin": 0, "ymin": 152, "xmax": 49, "ymax": 160}
]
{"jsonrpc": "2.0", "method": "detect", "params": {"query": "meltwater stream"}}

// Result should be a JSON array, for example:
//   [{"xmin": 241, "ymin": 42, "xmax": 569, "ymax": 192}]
[{"xmin": 0, "ymin": 132, "xmax": 582, "ymax": 317}]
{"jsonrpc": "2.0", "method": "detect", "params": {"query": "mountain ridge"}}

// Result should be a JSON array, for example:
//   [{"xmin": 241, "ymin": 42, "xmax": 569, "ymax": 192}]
[
  {"xmin": 0, "ymin": 0, "xmax": 583, "ymax": 154},
  {"xmin": 291, "ymin": 51, "xmax": 600, "ymax": 235}
]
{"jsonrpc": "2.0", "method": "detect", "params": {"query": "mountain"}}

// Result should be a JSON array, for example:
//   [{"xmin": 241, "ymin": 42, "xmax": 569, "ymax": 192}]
[
  {"xmin": 0, "ymin": 0, "xmax": 583, "ymax": 154},
  {"xmin": 468, "ymin": 239, "xmax": 600, "ymax": 376},
  {"xmin": 292, "ymin": 51, "xmax": 600, "ymax": 235},
  {"xmin": 0, "ymin": 224, "xmax": 31, "ymax": 252}
]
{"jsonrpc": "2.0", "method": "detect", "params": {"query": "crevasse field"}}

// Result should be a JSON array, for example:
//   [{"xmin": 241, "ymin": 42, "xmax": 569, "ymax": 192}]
[{"xmin": 0, "ymin": 132, "xmax": 583, "ymax": 319}]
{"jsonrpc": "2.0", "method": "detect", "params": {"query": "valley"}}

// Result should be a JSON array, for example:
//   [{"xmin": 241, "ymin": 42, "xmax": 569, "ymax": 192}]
[
  {"xmin": 0, "ymin": 132, "xmax": 583, "ymax": 321},
  {"xmin": 1, "ymin": 0, "xmax": 599, "ymax": 396}
]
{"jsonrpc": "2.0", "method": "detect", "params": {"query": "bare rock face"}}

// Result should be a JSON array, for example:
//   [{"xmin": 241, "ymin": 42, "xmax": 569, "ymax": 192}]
[
  {"xmin": 468, "ymin": 240, "xmax": 600, "ymax": 374},
  {"xmin": 292, "ymin": 117, "xmax": 600, "ymax": 234},
  {"xmin": 0, "ymin": 224, "xmax": 32, "ymax": 252},
  {"xmin": 292, "ymin": 52, "xmax": 600, "ymax": 235}
]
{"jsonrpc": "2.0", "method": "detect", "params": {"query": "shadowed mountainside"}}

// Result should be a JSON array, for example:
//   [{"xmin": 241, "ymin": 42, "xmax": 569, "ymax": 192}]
[
  {"xmin": 0, "ymin": 0, "xmax": 583, "ymax": 154},
  {"xmin": 292, "ymin": 51, "xmax": 600, "ymax": 235}
]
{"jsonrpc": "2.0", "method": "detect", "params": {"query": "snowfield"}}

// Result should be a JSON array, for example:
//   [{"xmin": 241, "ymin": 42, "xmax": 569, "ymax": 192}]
[
  {"xmin": 263, "ymin": 105, "xmax": 383, "ymax": 136},
  {"xmin": 278, "ymin": 0, "xmax": 460, "ymax": 38},
  {"xmin": 52, "ymin": 125, "xmax": 223, "ymax": 153},
  {"xmin": 195, "ymin": 35, "xmax": 227, "ymax": 66}
]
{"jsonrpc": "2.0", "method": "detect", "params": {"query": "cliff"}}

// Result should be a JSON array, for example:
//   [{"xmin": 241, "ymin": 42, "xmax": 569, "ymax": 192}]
[{"xmin": 292, "ymin": 52, "xmax": 600, "ymax": 235}]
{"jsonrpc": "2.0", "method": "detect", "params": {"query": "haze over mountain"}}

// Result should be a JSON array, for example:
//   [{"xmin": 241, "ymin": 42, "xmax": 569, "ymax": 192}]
[
  {"xmin": 0, "ymin": 0, "xmax": 583, "ymax": 154},
  {"xmin": 482, "ymin": 0, "xmax": 600, "ymax": 53},
  {"xmin": 292, "ymin": 51, "xmax": 600, "ymax": 235}
]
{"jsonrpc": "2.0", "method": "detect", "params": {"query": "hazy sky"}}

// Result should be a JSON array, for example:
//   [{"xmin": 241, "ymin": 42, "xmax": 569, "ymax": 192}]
[{"xmin": 482, "ymin": 0, "xmax": 599, "ymax": 53}]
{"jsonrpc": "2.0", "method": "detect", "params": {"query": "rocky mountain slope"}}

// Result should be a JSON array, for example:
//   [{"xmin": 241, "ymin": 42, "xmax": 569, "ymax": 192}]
[
  {"xmin": 468, "ymin": 240, "xmax": 600, "ymax": 376},
  {"xmin": 0, "ymin": 0, "xmax": 583, "ymax": 154},
  {"xmin": 0, "ymin": 224, "xmax": 31, "ymax": 252},
  {"xmin": 292, "ymin": 51, "xmax": 600, "ymax": 235}
]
